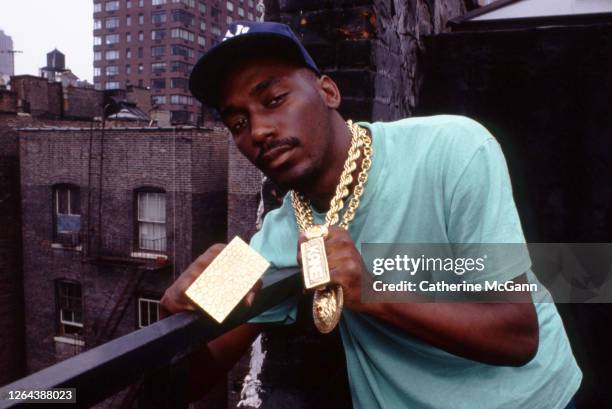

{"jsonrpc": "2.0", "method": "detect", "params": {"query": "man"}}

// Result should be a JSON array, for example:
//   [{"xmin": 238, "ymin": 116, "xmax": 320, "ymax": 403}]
[{"xmin": 161, "ymin": 21, "xmax": 581, "ymax": 408}]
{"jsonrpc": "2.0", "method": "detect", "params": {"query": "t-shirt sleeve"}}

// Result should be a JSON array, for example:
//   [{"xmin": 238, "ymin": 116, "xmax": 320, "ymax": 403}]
[
  {"xmin": 246, "ymin": 199, "xmax": 300, "ymax": 324},
  {"xmin": 445, "ymin": 136, "xmax": 531, "ymax": 284}
]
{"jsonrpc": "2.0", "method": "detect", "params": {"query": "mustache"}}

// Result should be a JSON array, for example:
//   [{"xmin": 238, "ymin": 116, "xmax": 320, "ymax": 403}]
[{"xmin": 257, "ymin": 137, "xmax": 301, "ymax": 165}]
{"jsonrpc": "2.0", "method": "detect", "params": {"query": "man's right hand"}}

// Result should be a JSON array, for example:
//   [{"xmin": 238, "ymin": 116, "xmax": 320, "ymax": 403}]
[
  {"xmin": 159, "ymin": 243, "xmax": 265, "ymax": 402},
  {"xmin": 160, "ymin": 243, "xmax": 227, "ymax": 317},
  {"xmin": 160, "ymin": 243, "xmax": 263, "ymax": 318}
]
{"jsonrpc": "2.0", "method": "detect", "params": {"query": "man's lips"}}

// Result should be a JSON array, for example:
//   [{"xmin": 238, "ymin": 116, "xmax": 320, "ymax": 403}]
[{"xmin": 261, "ymin": 144, "xmax": 295, "ymax": 168}]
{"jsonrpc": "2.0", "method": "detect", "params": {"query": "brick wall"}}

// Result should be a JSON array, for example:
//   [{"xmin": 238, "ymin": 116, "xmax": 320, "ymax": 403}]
[
  {"xmin": 63, "ymin": 86, "xmax": 103, "ymax": 119},
  {"xmin": 0, "ymin": 114, "xmax": 96, "ymax": 385},
  {"xmin": 227, "ymin": 138, "xmax": 261, "ymax": 242},
  {"xmin": 265, "ymin": 0, "xmax": 465, "ymax": 121},
  {"xmin": 0, "ymin": 90, "xmax": 17, "ymax": 113},
  {"xmin": 18, "ymin": 126, "xmax": 229, "ymax": 373},
  {"xmin": 0, "ymin": 115, "xmax": 25, "ymax": 385},
  {"xmin": 9, "ymin": 75, "xmax": 66, "ymax": 118}
]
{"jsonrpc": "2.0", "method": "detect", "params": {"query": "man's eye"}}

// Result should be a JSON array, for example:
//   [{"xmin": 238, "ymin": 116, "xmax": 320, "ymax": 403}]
[
  {"xmin": 231, "ymin": 118, "xmax": 248, "ymax": 134},
  {"xmin": 267, "ymin": 93, "xmax": 287, "ymax": 107}
]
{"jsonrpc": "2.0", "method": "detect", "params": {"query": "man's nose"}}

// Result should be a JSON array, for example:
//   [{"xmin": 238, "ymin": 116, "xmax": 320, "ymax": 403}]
[{"xmin": 250, "ymin": 114, "xmax": 276, "ymax": 144}]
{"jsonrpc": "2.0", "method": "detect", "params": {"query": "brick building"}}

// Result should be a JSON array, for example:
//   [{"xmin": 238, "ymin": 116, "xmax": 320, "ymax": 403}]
[
  {"xmin": 93, "ymin": 0, "xmax": 260, "ymax": 125},
  {"xmin": 18, "ymin": 125, "xmax": 230, "ymax": 373}
]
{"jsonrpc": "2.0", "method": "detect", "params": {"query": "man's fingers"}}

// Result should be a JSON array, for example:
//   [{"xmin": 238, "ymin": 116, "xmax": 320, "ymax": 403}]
[{"xmin": 243, "ymin": 279, "xmax": 263, "ymax": 307}]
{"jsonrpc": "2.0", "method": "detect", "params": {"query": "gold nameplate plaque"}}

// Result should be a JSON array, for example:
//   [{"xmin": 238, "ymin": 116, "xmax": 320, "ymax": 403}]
[
  {"xmin": 301, "ymin": 235, "xmax": 331, "ymax": 290},
  {"xmin": 185, "ymin": 236, "xmax": 270, "ymax": 323}
]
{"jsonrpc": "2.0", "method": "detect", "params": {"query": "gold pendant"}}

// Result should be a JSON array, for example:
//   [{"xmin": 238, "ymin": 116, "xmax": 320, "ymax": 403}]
[
  {"xmin": 300, "ymin": 225, "xmax": 343, "ymax": 333},
  {"xmin": 313, "ymin": 286, "xmax": 343, "ymax": 333}
]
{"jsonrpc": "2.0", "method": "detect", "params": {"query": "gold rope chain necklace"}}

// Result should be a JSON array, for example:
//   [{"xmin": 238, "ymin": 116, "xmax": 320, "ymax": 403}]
[{"xmin": 291, "ymin": 120, "xmax": 373, "ymax": 333}]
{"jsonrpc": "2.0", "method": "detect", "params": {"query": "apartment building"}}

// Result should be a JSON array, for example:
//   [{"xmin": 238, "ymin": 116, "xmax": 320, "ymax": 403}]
[{"xmin": 93, "ymin": 0, "xmax": 258, "ymax": 125}]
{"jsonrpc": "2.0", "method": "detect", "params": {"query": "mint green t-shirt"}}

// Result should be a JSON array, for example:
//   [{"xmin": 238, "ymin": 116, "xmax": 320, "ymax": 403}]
[{"xmin": 249, "ymin": 115, "xmax": 582, "ymax": 409}]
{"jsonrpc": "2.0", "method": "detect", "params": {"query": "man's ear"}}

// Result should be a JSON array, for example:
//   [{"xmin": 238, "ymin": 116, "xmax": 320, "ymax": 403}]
[{"xmin": 316, "ymin": 75, "xmax": 341, "ymax": 109}]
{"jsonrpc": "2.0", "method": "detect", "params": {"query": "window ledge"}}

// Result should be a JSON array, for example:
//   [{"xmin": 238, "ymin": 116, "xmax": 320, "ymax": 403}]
[
  {"xmin": 51, "ymin": 243, "xmax": 83, "ymax": 251},
  {"xmin": 130, "ymin": 251, "xmax": 168, "ymax": 260},
  {"xmin": 54, "ymin": 336, "xmax": 85, "ymax": 346}
]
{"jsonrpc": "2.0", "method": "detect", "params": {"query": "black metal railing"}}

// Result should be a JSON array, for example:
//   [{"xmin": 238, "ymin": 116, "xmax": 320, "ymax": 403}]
[{"xmin": 0, "ymin": 268, "xmax": 301, "ymax": 409}]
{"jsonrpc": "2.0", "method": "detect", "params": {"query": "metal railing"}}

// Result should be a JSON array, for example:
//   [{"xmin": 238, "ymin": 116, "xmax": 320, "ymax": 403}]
[{"xmin": 0, "ymin": 268, "xmax": 301, "ymax": 409}]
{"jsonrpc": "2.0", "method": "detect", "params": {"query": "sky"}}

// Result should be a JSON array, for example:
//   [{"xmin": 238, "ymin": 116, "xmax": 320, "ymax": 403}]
[{"xmin": 0, "ymin": 1, "xmax": 93, "ymax": 82}]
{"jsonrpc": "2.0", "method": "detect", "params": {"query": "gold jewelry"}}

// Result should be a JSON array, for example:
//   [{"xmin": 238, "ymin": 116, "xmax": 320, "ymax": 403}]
[{"xmin": 291, "ymin": 120, "xmax": 372, "ymax": 333}]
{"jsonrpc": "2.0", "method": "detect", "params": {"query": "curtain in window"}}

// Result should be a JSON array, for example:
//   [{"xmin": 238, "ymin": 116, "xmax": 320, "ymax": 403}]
[{"xmin": 138, "ymin": 192, "xmax": 166, "ymax": 251}]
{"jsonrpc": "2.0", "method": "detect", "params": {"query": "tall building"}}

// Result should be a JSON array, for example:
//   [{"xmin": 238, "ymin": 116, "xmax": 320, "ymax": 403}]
[
  {"xmin": 0, "ymin": 29, "xmax": 15, "ymax": 80},
  {"xmin": 93, "ymin": 0, "xmax": 258, "ymax": 125}
]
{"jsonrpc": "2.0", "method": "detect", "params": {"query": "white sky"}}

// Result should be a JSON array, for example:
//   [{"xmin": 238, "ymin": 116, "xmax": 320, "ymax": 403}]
[{"xmin": 0, "ymin": 1, "xmax": 93, "ymax": 82}]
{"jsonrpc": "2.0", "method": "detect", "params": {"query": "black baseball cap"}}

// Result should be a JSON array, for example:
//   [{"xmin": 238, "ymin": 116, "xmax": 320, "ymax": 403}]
[{"xmin": 189, "ymin": 20, "xmax": 320, "ymax": 109}]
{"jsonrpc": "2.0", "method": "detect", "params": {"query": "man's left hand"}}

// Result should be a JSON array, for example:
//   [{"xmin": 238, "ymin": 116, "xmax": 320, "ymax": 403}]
[{"xmin": 298, "ymin": 225, "xmax": 367, "ymax": 311}]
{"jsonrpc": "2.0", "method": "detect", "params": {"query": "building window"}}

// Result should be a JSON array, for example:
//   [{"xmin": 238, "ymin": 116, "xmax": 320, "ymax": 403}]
[
  {"xmin": 226, "ymin": 1, "xmax": 234, "ymax": 11},
  {"xmin": 238, "ymin": 7, "xmax": 244, "ymax": 17},
  {"xmin": 94, "ymin": 2, "xmax": 102, "ymax": 12},
  {"xmin": 153, "ymin": 0, "xmax": 167, "ymax": 4},
  {"xmin": 139, "ymin": 0, "xmax": 144, "ymax": 7},
  {"xmin": 137, "ymin": 190, "xmax": 166, "ymax": 252},
  {"xmin": 105, "ymin": 81, "xmax": 120, "ymax": 89},
  {"xmin": 126, "ymin": 64, "xmax": 131, "ymax": 75},
  {"xmin": 94, "ymin": 51, "xmax": 102, "ymax": 61},
  {"xmin": 106, "ymin": 65, "xmax": 119, "ymax": 76},
  {"xmin": 138, "ymin": 63, "xmax": 144, "ymax": 72},
  {"xmin": 126, "ymin": 32, "xmax": 132, "ymax": 42},
  {"xmin": 172, "ymin": 0, "xmax": 195, "ymax": 7},
  {"xmin": 105, "ymin": 1, "xmax": 120, "ymax": 11},
  {"xmin": 171, "ymin": 28, "xmax": 194, "ymax": 41},
  {"xmin": 126, "ymin": 48, "xmax": 132, "ymax": 58},
  {"xmin": 151, "ymin": 62, "xmax": 166, "ymax": 73},
  {"xmin": 106, "ymin": 33, "xmax": 120, "ymax": 44},
  {"xmin": 94, "ymin": 67, "xmax": 101, "ymax": 77},
  {"xmin": 138, "ymin": 13, "xmax": 144, "ymax": 25},
  {"xmin": 198, "ymin": 2, "xmax": 206, "ymax": 13},
  {"xmin": 126, "ymin": 15, "xmax": 132, "ymax": 26},
  {"xmin": 170, "ymin": 77, "xmax": 189, "ymax": 89},
  {"xmin": 94, "ymin": 36, "xmax": 102, "ymax": 46},
  {"xmin": 138, "ymin": 47, "xmax": 144, "ymax": 58},
  {"xmin": 94, "ymin": 82, "xmax": 102, "ymax": 90},
  {"xmin": 200, "ymin": 21, "xmax": 206, "ymax": 31},
  {"xmin": 151, "ymin": 45, "xmax": 165, "ymax": 57},
  {"xmin": 152, "ymin": 11, "xmax": 167, "ymax": 24},
  {"xmin": 139, "ymin": 31, "xmax": 144, "ymax": 41},
  {"xmin": 170, "ymin": 94, "xmax": 192, "ymax": 105},
  {"xmin": 138, "ymin": 297, "xmax": 160, "ymax": 328},
  {"xmin": 127, "ymin": 0, "xmax": 132, "ymax": 8},
  {"xmin": 171, "ymin": 110, "xmax": 193, "ymax": 123},
  {"xmin": 197, "ymin": 35, "xmax": 205, "ymax": 47},
  {"xmin": 105, "ymin": 50, "xmax": 120, "ymax": 60},
  {"xmin": 56, "ymin": 280, "xmax": 83, "ymax": 337},
  {"xmin": 226, "ymin": 15, "xmax": 233, "ymax": 24},
  {"xmin": 247, "ymin": 11, "xmax": 253, "ymax": 20},
  {"xmin": 151, "ymin": 95, "xmax": 166, "ymax": 105},
  {"xmin": 106, "ymin": 17, "xmax": 120, "ymax": 28},
  {"xmin": 171, "ymin": 44, "xmax": 193, "ymax": 58},
  {"xmin": 211, "ymin": 25, "xmax": 221, "ymax": 36},
  {"xmin": 151, "ymin": 29, "xmax": 166, "ymax": 40},
  {"xmin": 151, "ymin": 78, "xmax": 166, "ymax": 89},
  {"xmin": 248, "ymin": 0, "xmax": 254, "ymax": 7},
  {"xmin": 172, "ymin": 9, "xmax": 194, "ymax": 25},
  {"xmin": 170, "ymin": 60, "xmax": 192, "ymax": 73},
  {"xmin": 94, "ymin": 19, "xmax": 102, "ymax": 30},
  {"xmin": 53, "ymin": 185, "xmax": 81, "ymax": 247}
]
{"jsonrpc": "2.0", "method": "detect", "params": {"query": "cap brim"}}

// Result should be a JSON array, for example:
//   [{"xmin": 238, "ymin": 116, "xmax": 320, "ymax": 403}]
[{"xmin": 189, "ymin": 33, "xmax": 315, "ymax": 109}]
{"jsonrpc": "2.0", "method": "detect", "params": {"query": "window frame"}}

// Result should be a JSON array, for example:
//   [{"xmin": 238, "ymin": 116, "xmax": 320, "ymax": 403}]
[
  {"xmin": 134, "ymin": 188, "xmax": 167, "ymax": 254},
  {"xmin": 137, "ymin": 296, "xmax": 161, "ymax": 328},
  {"xmin": 55, "ymin": 280, "xmax": 84, "ymax": 338}
]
